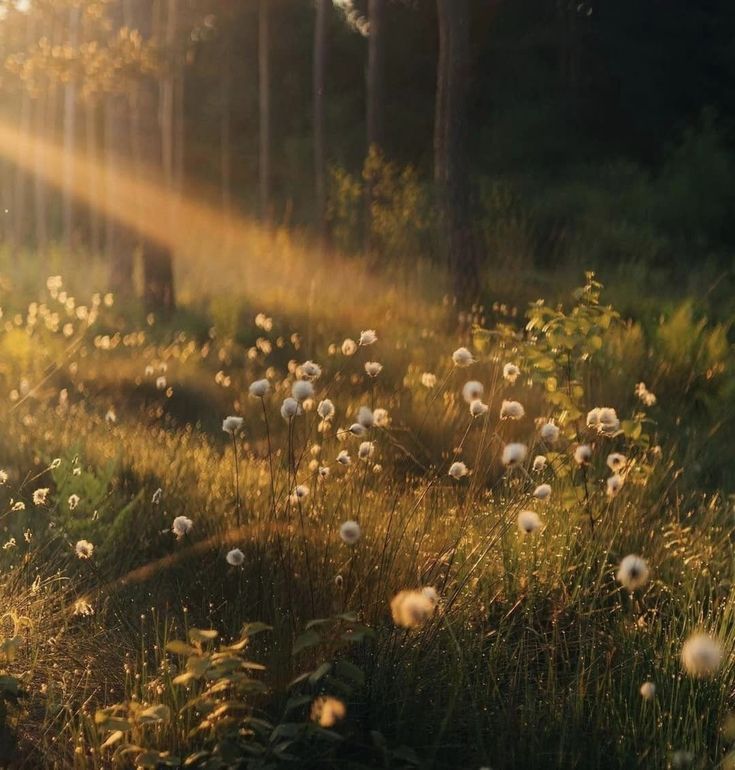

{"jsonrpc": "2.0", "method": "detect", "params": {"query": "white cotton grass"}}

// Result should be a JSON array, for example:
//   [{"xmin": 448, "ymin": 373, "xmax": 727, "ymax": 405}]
[
  {"xmin": 172, "ymin": 516, "xmax": 193, "ymax": 538},
  {"xmin": 574, "ymin": 444, "xmax": 592, "ymax": 465},
  {"xmin": 607, "ymin": 452, "xmax": 627, "ymax": 472},
  {"xmin": 249, "ymin": 378, "xmax": 271, "ymax": 398},
  {"xmin": 681, "ymin": 632, "xmax": 723, "ymax": 678},
  {"xmin": 390, "ymin": 588, "xmax": 438, "ymax": 629},
  {"xmin": 452, "ymin": 347, "xmax": 474, "ymax": 367},
  {"xmin": 337, "ymin": 449, "xmax": 351, "ymax": 466},
  {"xmin": 449, "ymin": 461, "xmax": 469, "ymax": 479},
  {"xmin": 365, "ymin": 361, "xmax": 383, "ymax": 377},
  {"xmin": 586, "ymin": 407, "xmax": 620, "ymax": 435},
  {"xmin": 462, "ymin": 380, "xmax": 484, "ymax": 403},
  {"xmin": 540, "ymin": 422, "xmax": 560, "ymax": 443},
  {"xmin": 517, "ymin": 510, "xmax": 542, "ymax": 535},
  {"xmin": 470, "ymin": 399, "xmax": 489, "ymax": 418},
  {"xmin": 607, "ymin": 474, "xmax": 624, "ymax": 497},
  {"xmin": 635, "ymin": 381, "xmax": 657, "ymax": 406},
  {"xmin": 356, "ymin": 406, "xmax": 374, "ymax": 428},
  {"xmin": 639, "ymin": 681, "xmax": 656, "ymax": 701},
  {"xmin": 373, "ymin": 408, "xmax": 390, "ymax": 427},
  {"xmin": 359, "ymin": 329, "xmax": 377, "ymax": 346},
  {"xmin": 500, "ymin": 400, "xmax": 525, "ymax": 420},
  {"xmin": 349, "ymin": 423, "xmax": 368, "ymax": 437},
  {"xmin": 222, "ymin": 416, "xmax": 244, "ymax": 434},
  {"xmin": 317, "ymin": 399, "xmax": 335, "ymax": 421},
  {"xmin": 358, "ymin": 441, "xmax": 374, "ymax": 460},
  {"xmin": 616, "ymin": 554, "xmax": 649, "ymax": 592},
  {"xmin": 503, "ymin": 363, "xmax": 520, "ymax": 384},
  {"xmin": 339, "ymin": 520, "xmax": 361, "ymax": 545},
  {"xmin": 533, "ymin": 483, "xmax": 552, "ymax": 501},
  {"xmin": 226, "ymin": 548, "xmax": 245, "ymax": 566},
  {"xmin": 280, "ymin": 397, "xmax": 301, "ymax": 420},
  {"xmin": 502, "ymin": 443, "xmax": 527, "ymax": 467},
  {"xmin": 68, "ymin": 494, "xmax": 80, "ymax": 511},
  {"xmin": 290, "ymin": 485, "xmax": 309, "ymax": 504},
  {"xmin": 33, "ymin": 488, "xmax": 50, "ymax": 506},
  {"xmin": 292, "ymin": 379, "xmax": 314, "ymax": 401},
  {"xmin": 300, "ymin": 360, "xmax": 322, "ymax": 380},
  {"xmin": 75, "ymin": 539, "xmax": 94, "ymax": 559},
  {"xmin": 532, "ymin": 455, "xmax": 547, "ymax": 472},
  {"xmin": 421, "ymin": 372, "xmax": 437, "ymax": 388},
  {"xmin": 341, "ymin": 338, "xmax": 357, "ymax": 356}
]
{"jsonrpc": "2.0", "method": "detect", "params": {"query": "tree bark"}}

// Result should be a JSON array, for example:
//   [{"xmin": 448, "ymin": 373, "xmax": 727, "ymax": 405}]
[
  {"xmin": 258, "ymin": 0, "xmax": 271, "ymax": 222},
  {"xmin": 313, "ymin": 0, "xmax": 328, "ymax": 239},
  {"xmin": 435, "ymin": 0, "xmax": 480, "ymax": 304}
]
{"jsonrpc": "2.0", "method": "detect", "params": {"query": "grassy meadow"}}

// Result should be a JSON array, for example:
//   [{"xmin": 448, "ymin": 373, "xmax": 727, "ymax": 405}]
[{"xmin": 0, "ymin": 249, "xmax": 731, "ymax": 769}]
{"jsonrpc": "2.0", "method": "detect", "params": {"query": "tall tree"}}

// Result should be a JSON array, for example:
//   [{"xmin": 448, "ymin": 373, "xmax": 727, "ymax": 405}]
[
  {"xmin": 434, "ymin": 0, "xmax": 480, "ymax": 303},
  {"xmin": 258, "ymin": 0, "xmax": 271, "ymax": 222},
  {"xmin": 313, "ymin": 0, "xmax": 328, "ymax": 239}
]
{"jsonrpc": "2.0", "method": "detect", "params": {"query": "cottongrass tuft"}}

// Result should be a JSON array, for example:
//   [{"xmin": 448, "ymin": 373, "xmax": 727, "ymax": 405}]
[
  {"xmin": 33, "ymin": 488, "xmax": 50, "ymax": 506},
  {"xmin": 502, "ymin": 443, "xmax": 527, "ymax": 467},
  {"xmin": 341, "ymin": 338, "xmax": 357, "ymax": 356},
  {"xmin": 421, "ymin": 372, "xmax": 437, "ymax": 388},
  {"xmin": 532, "ymin": 455, "xmax": 547, "ymax": 472},
  {"xmin": 292, "ymin": 380, "xmax": 315, "ymax": 402},
  {"xmin": 616, "ymin": 554, "xmax": 649, "ymax": 591},
  {"xmin": 503, "ymin": 362, "xmax": 520, "ymax": 384},
  {"xmin": 317, "ymin": 398, "xmax": 335, "ymax": 421},
  {"xmin": 639, "ymin": 681, "xmax": 656, "ymax": 701},
  {"xmin": 364, "ymin": 361, "xmax": 383, "ymax": 377},
  {"xmin": 607, "ymin": 474, "xmax": 624, "ymax": 497},
  {"xmin": 517, "ymin": 510, "xmax": 542, "ymax": 534},
  {"xmin": 540, "ymin": 422, "xmax": 560, "ymax": 443},
  {"xmin": 68, "ymin": 494, "xmax": 80, "ymax": 511},
  {"xmin": 681, "ymin": 633, "xmax": 723, "ymax": 678},
  {"xmin": 373, "ymin": 407, "xmax": 390, "ymax": 427},
  {"xmin": 300, "ymin": 361, "xmax": 322, "ymax": 380},
  {"xmin": 222, "ymin": 416, "xmax": 244, "ymax": 434},
  {"xmin": 607, "ymin": 452, "xmax": 626, "ymax": 472},
  {"xmin": 337, "ymin": 450, "xmax": 351, "ymax": 466},
  {"xmin": 462, "ymin": 380, "xmax": 484, "ymax": 403},
  {"xmin": 533, "ymin": 483, "xmax": 552, "ymax": 501},
  {"xmin": 390, "ymin": 589, "xmax": 437, "ymax": 629},
  {"xmin": 449, "ymin": 461, "xmax": 469, "ymax": 479},
  {"xmin": 586, "ymin": 407, "xmax": 620, "ymax": 434},
  {"xmin": 280, "ymin": 397, "xmax": 301, "ymax": 420},
  {"xmin": 357, "ymin": 406, "xmax": 374, "ymax": 428},
  {"xmin": 452, "ymin": 347, "xmax": 474, "ymax": 367},
  {"xmin": 500, "ymin": 400, "xmax": 525, "ymax": 420},
  {"xmin": 574, "ymin": 444, "xmax": 592, "ymax": 465},
  {"xmin": 358, "ymin": 441, "xmax": 374, "ymax": 460},
  {"xmin": 249, "ymin": 378, "xmax": 271, "ymax": 398},
  {"xmin": 339, "ymin": 520, "xmax": 361, "ymax": 545},
  {"xmin": 470, "ymin": 399, "xmax": 489, "ymax": 417},
  {"xmin": 75, "ymin": 539, "xmax": 94, "ymax": 559},
  {"xmin": 359, "ymin": 330, "xmax": 377, "ymax": 346},
  {"xmin": 172, "ymin": 516, "xmax": 193, "ymax": 539}
]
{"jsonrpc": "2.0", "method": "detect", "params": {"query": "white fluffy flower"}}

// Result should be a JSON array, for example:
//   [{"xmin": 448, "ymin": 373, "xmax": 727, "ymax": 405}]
[
  {"xmin": 470, "ymin": 399, "xmax": 489, "ymax": 418},
  {"xmin": 349, "ymin": 422, "xmax": 368, "ymax": 437},
  {"xmin": 390, "ymin": 589, "xmax": 437, "ymax": 629},
  {"xmin": 281, "ymin": 397, "xmax": 301, "ymax": 420},
  {"xmin": 356, "ymin": 405, "xmax": 374, "ymax": 428},
  {"xmin": 292, "ymin": 380, "xmax": 314, "ymax": 401},
  {"xmin": 358, "ymin": 441, "xmax": 374, "ymax": 460},
  {"xmin": 421, "ymin": 372, "xmax": 437, "ymax": 388},
  {"xmin": 359, "ymin": 329, "xmax": 377, "ymax": 346},
  {"xmin": 75, "ymin": 539, "xmax": 94, "ymax": 559},
  {"xmin": 373, "ymin": 408, "xmax": 390, "ymax": 427},
  {"xmin": 342, "ymin": 338, "xmax": 357, "ymax": 356},
  {"xmin": 318, "ymin": 465, "xmax": 330, "ymax": 478},
  {"xmin": 337, "ymin": 449, "xmax": 351, "ymax": 466},
  {"xmin": 311, "ymin": 695, "xmax": 346, "ymax": 728},
  {"xmin": 607, "ymin": 452, "xmax": 626, "ymax": 472},
  {"xmin": 639, "ymin": 681, "xmax": 656, "ymax": 701},
  {"xmin": 291, "ymin": 484, "xmax": 309, "ymax": 502},
  {"xmin": 532, "ymin": 455, "xmax": 547, "ymax": 472},
  {"xmin": 503, "ymin": 363, "xmax": 520, "ymax": 384},
  {"xmin": 502, "ymin": 443, "xmax": 527, "ymax": 466},
  {"xmin": 540, "ymin": 422, "xmax": 560, "ymax": 443},
  {"xmin": 448, "ymin": 461, "xmax": 469, "ymax": 479},
  {"xmin": 226, "ymin": 548, "xmax": 245, "ymax": 566},
  {"xmin": 587, "ymin": 407, "xmax": 620, "ymax": 434},
  {"xmin": 533, "ymin": 483, "xmax": 552, "ymax": 501},
  {"xmin": 300, "ymin": 360, "xmax": 322, "ymax": 380},
  {"xmin": 574, "ymin": 444, "xmax": 592, "ymax": 465},
  {"xmin": 462, "ymin": 380, "xmax": 484, "ymax": 403},
  {"xmin": 616, "ymin": 554, "xmax": 649, "ymax": 591},
  {"xmin": 68, "ymin": 494, "xmax": 80, "ymax": 511},
  {"xmin": 222, "ymin": 415, "xmax": 244, "ymax": 434},
  {"xmin": 607, "ymin": 474, "xmax": 624, "ymax": 497},
  {"xmin": 635, "ymin": 382, "xmax": 657, "ymax": 407},
  {"xmin": 249, "ymin": 379, "xmax": 271, "ymax": 398},
  {"xmin": 317, "ymin": 399, "xmax": 335, "ymax": 421},
  {"xmin": 500, "ymin": 399, "xmax": 525, "ymax": 420},
  {"xmin": 365, "ymin": 361, "xmax": 383, "ymax": 377},
  {"xmin": 33, "ymin": 488, "xmax": 49, "ymax": 506},
  {"xmin": 172, "ymin": 516, "xmax": 193, "ymax": 538},
  {"xmin": 339, "ymin": 520, "xmax": 361, "ymax": 545},
  {"xmin": 517, "ymin": 510, "xmax": 542, "ymax": 534},
  {"xmin": 681, "ymin": 633, "xmax": 722, "ymax": 678},
  {"xmin": 452, "ymin": 347, "xmax": 474, "ymax": 367}
]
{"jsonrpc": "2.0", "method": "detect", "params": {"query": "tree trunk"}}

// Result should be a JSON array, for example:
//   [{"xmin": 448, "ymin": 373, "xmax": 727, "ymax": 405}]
[
  {"xmin": 313, "ymin": 0, "xmax": 328, "ymax": 239},
  {"xmin": 366, "ymin": 0, "xmax": 386, "ymax": 152},
  {"xmin": 434, "ymin": 0, "xmax": 480, "ymax": 304},
  {"xmin": 62, "ymin": 5, "xmax": 81, "ymax": 252},
  {"xmin": 258, "ymin": 0, "xmax": 271, "ymax": 222}
]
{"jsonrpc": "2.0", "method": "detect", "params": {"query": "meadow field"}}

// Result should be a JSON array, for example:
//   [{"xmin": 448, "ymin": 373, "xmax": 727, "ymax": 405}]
[{"xmin": 0, "ymin": 252, "xmax": 731, "ymax": 769}]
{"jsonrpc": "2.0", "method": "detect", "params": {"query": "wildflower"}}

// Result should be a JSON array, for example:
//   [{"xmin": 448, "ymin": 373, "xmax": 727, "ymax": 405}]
[
  {"xmin": 280, "ymin": 397, "xmax": 301, "ymax": 420},
  {"xmin": 607, "ymin": 452, "xmax": 626, "ymax": 472},
  {"xmin": 533, "ymin": 483, "xmax": 552, "ymax": 501},
  {"xmin": 33, "ymin": 488, "xmax": 50, "ymax": 506},
  {"xmin": 310, "ymin": 696, "xmax": 346, "ymax": 728},
  {"xmin": 518, "ymin": 510, "xmax": 542, "ymax": 534},
  {"xmin": 681, "ymin": 633, "xmax": 722, "ymax": 678},
  {"xmin": 249, "ymin": 379, "xmax": 271, "ymax": 398},
  {"xmin": 357, "ymin": 406, "xmax": 374, "ymax": 428},
  {"xmin": 532, "ymin": 455, "xmax": 547, "ymax": 472},
  {"xmin": 365, "ymin": 361, "xmax": 383, "ymax": 377},
  {"xmin": 172, "ymin": 516, "xmax": 193, "ymax": 538},
  {"xmin": 73, "ymin": 598, "xmax": 94, "ymax": 617},
  {"xmin": 340, "ymin": 520, "xmax": 361, "ymax": 545},
  {"xmin": 587, "ymin": 407, "xmax": 620, "ymax": 434},
  {"xmin": 421, "ymin": 372, "xmax": 437, "ymax": 388},
  {"xmin": 574, "ymin": 444, "xmax": 592, "ymax": 465},
  {"xmin": 75, "ymin": 540, "xmax": 94, "ymax": 559},
  {"xmin": 616, "ymin": 554, "xmax": 649, "ymax": 591},
  {"xmin": 318, "ymin": 465, "xmax": 330, "ymax": 478},
  {"xmin": 390, "ymin": 589, "xmax": 437, "ymax": 628},
  {"xmin": 341, "ymin": 338, "xmax": 357, "ymax": 356},
  {"xmin": 226, "ymin": 548, "xmax": 245, "ymax": 566},
  {"xmin": 349, "ymin": 423, "xmax": 368, "ymax": 437},
  {"xmin": 222, "ymin": 416, "xmax": 244, "ymax": 434},
  {"xmin": 452, "ymin": 347, "xmax": 474, "ymax": 367},
  {"xmin": 300, "ymin": 361, "xmax": 322, "ymax": 380},
  {"xmin": 317, "ymin": 399, "xmax": 335, "ymax": 421},
  {"xmin": 291, "ymin": 485, "xmax": 309, "ymax": 503},
  {"xmin": 449, "ymin": 461, "xmax": 468, "ymax": 479},
  {"xmin": 373, "ymin": 408, "xmax": 390, "ymax": 427},
  {"xmin": 359, "ymin": 330, "xmax": 377, "ymax": 346},
  {"xmin": 462, "ymin": 380, "xmax": 484, "ymax": 403},
  {"xmin": 11, "ymin": 501, "xmax": 25, "ymax": 512},
  {"xmin": 540, "ymin": 422, "xmax": 560, "ymax": 443},
  {"xmin": 422, "ymin": 586, "xmax": 440, "ymax": 607},
  {"xmin": 502, "ymin": 443, "xmax": 527, "ymax": 467},
  {"xmin": 156, "ymin": 376, "xmax": 167, "ymax": 390},
  {"xmin": 635, "ymin": 382, "xmax": 657, "ymax": 407},
  {"xmin": 292, "ymin": 380, "xmax": 314, "ymax": 401},
  {"xmin": 640, "ymin": 681, "xmax": 656, "ymax": 701},
  {"xmin": 607, "ymin": 474, "xmax": 624, "ymax": 497},
  {"xmin": 470, "ymin": 399, "xmax": 489, "ymax": 417},
  {"xmin": 68, "ymin": 494, "xmax": 80, "ymax": 511},
  {"xmin": 358, "ymin": 441, "xmax": 374, "ymax": 460},
  {"xmin": 500, "ymin": 400, "xmax": 525, "ymax": 420},
  {"xmin": 503, "ymin": 363, "xmax": 520, "ymax": 384}
]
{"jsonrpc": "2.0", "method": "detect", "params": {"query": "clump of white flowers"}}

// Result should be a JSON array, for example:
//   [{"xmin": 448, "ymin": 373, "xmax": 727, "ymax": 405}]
[
  {"xmin": 222, "ymin": 416, "xmax": 244, "ymax": 434},
  {"xmin": 172, "ymin": 516, "xmax": 193, "ymax": 539},
  {"xmin": 449, "ymin": 461, "xmax": 469, "ymax": 479},
  {"xmin": 681, "ymin": 633, "xmax": 722, "ymax": 678},
  {"xmin": 470, "ymin": 399, "xmax": 489, "ymax": 418},
  {"xmin": 339, "ymin": 520, "xmax": 361, "ymax": 545},
  {"xmin": 390, "ymin": 588, "xmax": 438, "ymax": 629},
  {"xmin": 359, "ymin": 329, "xmax": 377, "ymax": 346},
  {"xmin": 540, "ymin": 422, "xmax": 560, "ymax": 443},
  {"xmin": 226, "ymin": 548, "xmax": 245, "ymax": 566},
  {"xmin": 517, "ymin": 510, "xmax": 542, "ymax": 534},
  {"xmin": 249, "ymin": 379, "xmax": 270, "ymax": 398},
  {"xmin": 452, "ymin": 347, "xmax": 474, "ymax": 367},
  {"xmin": 503, "ymin": 363, "xmax": 520, "ymax": 384},
  {"xmin": 500, "ymin": 400, "xmax": 525, "ymax": 420},
  {"xmin": 586, "ymin": 407, "xmax": 620, "ymax": 435},
  {"xmin": 502, "ymin": 443, "xmax": 527, "ymax": 467},
  {"xmin": 616, "ymin": 554, "xmax": 649, "ymax": 591}
]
